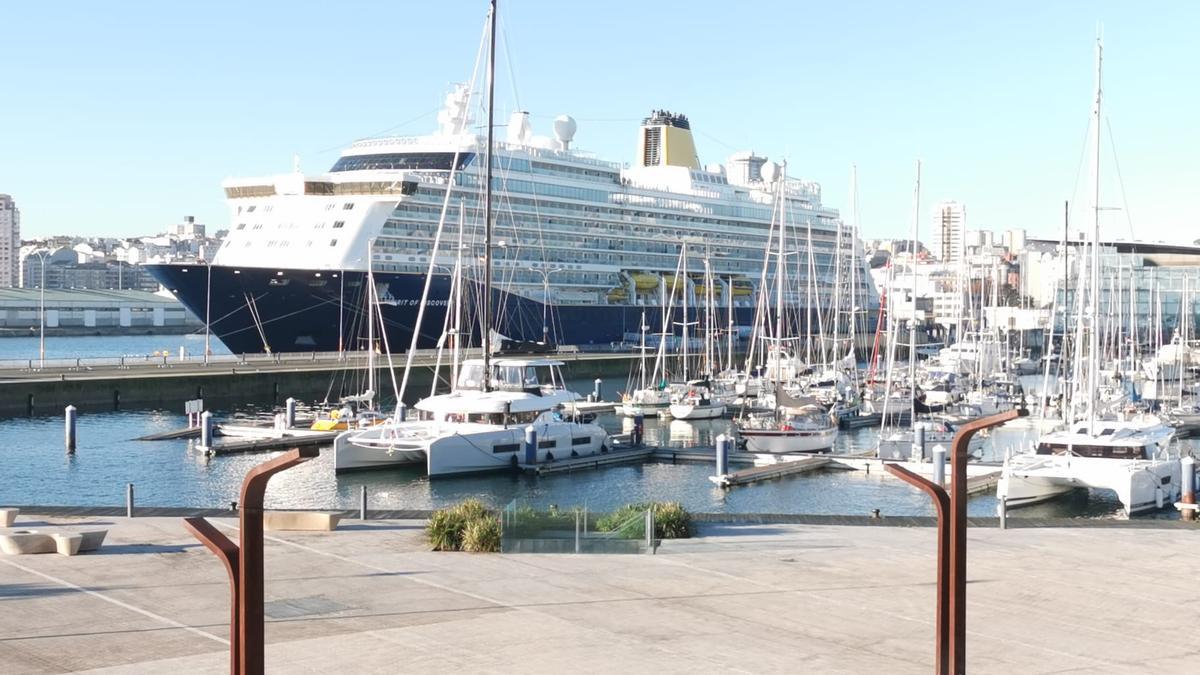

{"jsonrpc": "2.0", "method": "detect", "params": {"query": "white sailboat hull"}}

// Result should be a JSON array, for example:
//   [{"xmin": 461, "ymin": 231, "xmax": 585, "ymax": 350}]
[
  {"xmin": 668, "ymin": 402, "xmax": 727, "ymax": 420},
  {"xmin": 740, "ymin": 426, "xmax": 838, "ymax": 453},
  {"xmin": 998, "ymin": 454, "xmax": 1181, "ymax": 515}
]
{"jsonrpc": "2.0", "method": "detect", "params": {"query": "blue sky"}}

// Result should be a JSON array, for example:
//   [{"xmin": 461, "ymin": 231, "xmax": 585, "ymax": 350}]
[{"xmin": 2, "ymin": 1, "xmax": 1197, "ymax": 244}]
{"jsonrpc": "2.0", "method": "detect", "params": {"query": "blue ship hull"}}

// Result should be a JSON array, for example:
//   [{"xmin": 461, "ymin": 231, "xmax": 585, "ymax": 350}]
[{"xmin": 147, "ymin": 263, "xmax": 851, "ymax": 355}]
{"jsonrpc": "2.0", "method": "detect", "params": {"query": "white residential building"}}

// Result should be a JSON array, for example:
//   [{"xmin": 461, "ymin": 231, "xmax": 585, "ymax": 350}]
[
  {"xmin": 0, "ymin": 194, "xmax": 19, "ymax": 288},
  {"xmin": 931, "ymin": 201, "xmax": 966, "ymax": 265}
]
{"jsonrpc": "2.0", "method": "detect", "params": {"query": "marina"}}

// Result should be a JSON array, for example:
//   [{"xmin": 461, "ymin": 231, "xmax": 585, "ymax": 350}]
[{"xmin": 5, "ymin": 1, "xmax": 1200, "ymax": 672}]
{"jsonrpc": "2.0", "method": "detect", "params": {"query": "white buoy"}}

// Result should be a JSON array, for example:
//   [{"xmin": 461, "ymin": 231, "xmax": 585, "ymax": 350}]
[{"xmin": 65, "ymin": 405, "xmax": 77, "ymax": 453}]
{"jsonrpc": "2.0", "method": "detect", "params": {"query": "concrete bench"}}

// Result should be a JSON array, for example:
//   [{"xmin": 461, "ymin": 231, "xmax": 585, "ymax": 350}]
[
  {"xmin": 0, "ymin": 508, "xmax": 17, "ymax": 527},
  {"xmin": 263, "ymin": 511, "xmax": 342, "ymax": 532},
  {"xmin": 0, "ymin": 528, "xmax": 108, "ymax": 556}
]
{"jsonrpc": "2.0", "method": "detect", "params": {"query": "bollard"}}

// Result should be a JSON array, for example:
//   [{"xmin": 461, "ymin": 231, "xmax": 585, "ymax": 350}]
[
  {"xmin": 645, "ymin": 506, "xmax": 655, "ymax": 555},
  {"xmin": 524, "ymin": 426, "xmax": 537, "ymax": 465},
  {"xmin": 999, "ymin": 496, "xmax": 1008, "ymax": 530},
  {"xmin": 126, "ymin": 483, "xmax": 135, "ymax": 518},
  {"xmin": 575, "ymin": 510, "xmax": 582, "ymax": 554},
  {"xmin": 360, "ymin": 485, "xmax": 368, "ymax": 521},
  {"xmin": 65, "ymin": 405, "xmax": 77, "ymax": 453},
  {"xmin": 285, "ymin": 398, "xmax": 297, "ymax": 428},
  {"xmin": 932, "ymin": 445, "xmax": 946, "ymax": 486},
  {"xmin": 200, "ymin": 411, "xmax": 214, "ymax": 448},
  {"xmin": 633, "ymin": 414, "xmax": 645, "ymax": 447},
  {"xmin": 715, "ymin": 434, "xmax": 729, "ymax": 476},
  {"xmin": 397, "ymin": 403, "xmax": 407, "ymax": 422},
  {"xmin": 593, "ymin": 378, "xmax": 603, "ymax": 401},
  {"xmin": 1182, "ymin": 456, "xmax": 1196, "ymax": 522},
  {"xmin": 911, "ymin": 425, "xmax": 926, "ymax": 462}
]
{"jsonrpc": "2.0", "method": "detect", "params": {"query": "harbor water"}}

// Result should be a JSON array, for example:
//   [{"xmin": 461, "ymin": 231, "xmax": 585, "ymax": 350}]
[{"xmin": 0, "ymin": 336, "xmax": 1186, "ymax": 519}]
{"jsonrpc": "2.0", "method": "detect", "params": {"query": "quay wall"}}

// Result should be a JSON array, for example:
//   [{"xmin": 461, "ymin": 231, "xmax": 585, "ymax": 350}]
[{"xmin": 0, "ymin": 354, "xmax": 637, "ymax": 417}]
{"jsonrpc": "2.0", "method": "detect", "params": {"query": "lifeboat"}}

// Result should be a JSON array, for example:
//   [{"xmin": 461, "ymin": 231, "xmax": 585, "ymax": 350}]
[{"xmin": 631, "ymin": 272, "xmax": 659, "ymax": 291}]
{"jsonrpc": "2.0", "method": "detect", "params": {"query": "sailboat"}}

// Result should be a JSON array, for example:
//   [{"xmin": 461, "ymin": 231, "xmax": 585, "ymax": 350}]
[
  {"xmin": 997, "ymin": 36, "xmax": 1182, "ymax": 515},
  {"xmin": 736, "ymin": 162, "xmax": 838, "ymax": 453},
  {"xmin": 333, "ymin": 0, "xmax": 610, "ymax": 476},
  {"xmin": 668, "ymin": 246, "xmax": 728, "ymax": 420}
]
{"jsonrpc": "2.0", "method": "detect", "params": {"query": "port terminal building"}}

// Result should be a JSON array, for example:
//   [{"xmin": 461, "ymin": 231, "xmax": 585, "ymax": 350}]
[{"xmin": 0, "ymin": 289, "xmax": 201, "ymax": 336}]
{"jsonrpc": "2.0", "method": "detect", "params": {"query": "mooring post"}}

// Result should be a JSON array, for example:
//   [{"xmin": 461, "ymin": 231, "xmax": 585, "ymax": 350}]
[
  {"xmin": 126, "ymin": 483, "xmax": 135, "ymax": 518},
  {"xmin": 999, "ymin": 496, "xmax": 1008, "ymax": 530},
  {"xmin": 396, "ymin": 403, "xmax": 407, "ymax": 422},
  {"xmin": 284, "ymin": 398, "xmax": 296, "ymax": 428},
  {"xmin": 912, "ymin": 424, "xmax": 926, "ymax": 462},
  {"xmin": 633, "ymin": 414, "xmax": 645, "ymax": 447},
  {"xmin": 201, "ymin": 411, "xmax": 214, "ymax": 449},
  {"xmin": 360, "ymin": 485, "xmax": 368, "ymax": 521},
  {"xmin": 64, "ymin": 405, "xmax": 77, "ymax": 453},
  {"xmin": 715, "ymin": 433, "xmax": 729, "ymax": 477},
  {"xmin": 593, "ymin": 378, "xmax": 602, "ymax": 401},
  {"xmin": 932, "ymin": 444, "xmax": 946, "ymax": 485},
  {"xmin": 528, "ymin": 422, "xmax": 542, "ymax": 466}
]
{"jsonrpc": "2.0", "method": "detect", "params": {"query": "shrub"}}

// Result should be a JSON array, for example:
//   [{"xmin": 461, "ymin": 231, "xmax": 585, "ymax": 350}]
[
  {"xmin": 652, "ymin": 501, "xmax": 692, "ymax": 539},
  {"xmin": 426, "ymin": 508, "xmax": 467, "ymax": 551},
  {"xmin": 427, "ymin": 499, "xmax": 500, "ymax": 552},
  {"xmin": 595, "ymin": 501, "xmax": 693, "ymax": 539},
  {"xmin": 451, "ymin": 498, "xmax": 489, "ymax": 522},
  {"xmin": 461, "ymin": 516, "xmax": 501, "ymax": 553}
]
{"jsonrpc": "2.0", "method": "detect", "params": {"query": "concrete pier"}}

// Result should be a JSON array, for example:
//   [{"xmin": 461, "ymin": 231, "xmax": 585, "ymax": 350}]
[{"xmin": 0, "ymin": 513, "xmax": 1196, "ymax": 673}]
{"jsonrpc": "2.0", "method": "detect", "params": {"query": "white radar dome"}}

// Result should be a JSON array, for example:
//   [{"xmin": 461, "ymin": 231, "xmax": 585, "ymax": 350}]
[{"xmin": 553, "ymin": 115, "xmax": 577, "ymax": 150}]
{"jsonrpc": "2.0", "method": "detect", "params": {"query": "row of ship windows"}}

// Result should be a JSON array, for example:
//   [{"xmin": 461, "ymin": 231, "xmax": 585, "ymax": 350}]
[
  {"xmin": 236, "ymin": 221, "xmax": 346, "ymax": 231},
  {"xmin": 229, "ymin": 239, "xmax": 340, "ymax": 249}
]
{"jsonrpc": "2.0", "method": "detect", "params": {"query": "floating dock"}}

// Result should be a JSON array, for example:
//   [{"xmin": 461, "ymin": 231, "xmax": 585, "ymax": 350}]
[
  {"xmin": 523, "ymin": 445, "xmax": 655, "ymax": 475},
  {"xmin": 200, "ymin": 429, "xmax": 339, "ymax": 456},
  {"xmin": 712, "ymin": 455, "xmax": 834, "ymax": 488}
]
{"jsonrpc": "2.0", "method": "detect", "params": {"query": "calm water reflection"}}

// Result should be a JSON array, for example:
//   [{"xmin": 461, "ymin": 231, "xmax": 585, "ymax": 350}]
[{"xmin": 0, "ymin": 404, "xmax": 1179, "ymax": 520}]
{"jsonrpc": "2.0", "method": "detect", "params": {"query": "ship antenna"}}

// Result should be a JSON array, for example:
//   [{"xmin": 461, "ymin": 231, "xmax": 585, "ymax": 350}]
[{"xmin": 482, "ymin": 0, "xmax": 497, "ymax": 392}]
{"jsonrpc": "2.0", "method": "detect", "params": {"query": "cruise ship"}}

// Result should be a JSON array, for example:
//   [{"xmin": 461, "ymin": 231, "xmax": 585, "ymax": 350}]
[{"xmin": 148, "ymin": 85, "xmax": 878, "ymax": 354}]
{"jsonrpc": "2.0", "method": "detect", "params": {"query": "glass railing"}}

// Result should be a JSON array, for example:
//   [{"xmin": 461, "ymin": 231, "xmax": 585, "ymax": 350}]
[{"xmin": 499, "ymin": 500, "xmax": 654, "ymax": 554}]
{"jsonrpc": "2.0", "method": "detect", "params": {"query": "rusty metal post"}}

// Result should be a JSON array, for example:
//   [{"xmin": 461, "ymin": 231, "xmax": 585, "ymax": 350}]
[
  {"xmin": 236, "ymin": 447, "xmax": 318, "ymax": 674},
  {"xmin": 884, "ymin": 463, "xmax": 950, "ymax": 675},
  {"xmin": 884, "ymin": 407, "xmax": 1024, "ymax": 675},
  {"xmin": 183, "ymin": 517, "xmax": 240, "ymax": 675},
  {"xmin": 183, "ymin": 447, "xmax": 317, "ymax": 675},
  {"xmin": 947, "ymin": 409, "xmax": 1023, "ymax": 675}
]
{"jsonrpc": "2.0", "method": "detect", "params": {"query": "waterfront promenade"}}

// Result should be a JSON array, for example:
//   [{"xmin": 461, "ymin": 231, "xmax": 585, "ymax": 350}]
[{"xmin": 2, "ymin": 515, "xmax": 1195, "ymax": 673}]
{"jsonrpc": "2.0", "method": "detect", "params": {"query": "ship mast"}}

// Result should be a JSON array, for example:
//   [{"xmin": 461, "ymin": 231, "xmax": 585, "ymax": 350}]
[{"xmin": 482, "ymin": 0, "xmax": 497, "ymax": 392}]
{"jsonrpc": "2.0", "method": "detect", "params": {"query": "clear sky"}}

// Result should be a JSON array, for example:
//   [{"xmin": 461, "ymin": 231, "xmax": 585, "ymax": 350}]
[{"xmin": 2, "ymin": 1, "xmax": 1197, "ymax": 244}]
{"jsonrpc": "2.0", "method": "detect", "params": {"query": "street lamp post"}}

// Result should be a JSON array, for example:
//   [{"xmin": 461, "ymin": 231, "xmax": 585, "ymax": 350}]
[
  {"xmin": 204, "ymin": 257, "xmax": 212, "ymax": 365},
  {"xmin": 527, "ymin": 267, "xmax": 563, "ymax": 344},
  {"xmin": 33, "ymin": 250, "xmax": 48, "ymax": 369}
]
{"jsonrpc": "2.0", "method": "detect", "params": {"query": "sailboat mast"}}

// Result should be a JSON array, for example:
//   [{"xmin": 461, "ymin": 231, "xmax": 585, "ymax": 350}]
[
  {"xmin": 775, "ymin": 167, "xmax": 786, "ymax": 388},
  {"xmin": 366, "ymin": 240, "xmax": 376, "ymax": 405},
  {"xmin": 909, "ymin": 160, "xmax": 921, "ymax": 424},
  {"xmin": 1086, "ymin": 34, "xmax": 1103, "ymax": 431},
  {"xmin": 481, "ymin": 0, "xmax": 497, "ymax": 392}
]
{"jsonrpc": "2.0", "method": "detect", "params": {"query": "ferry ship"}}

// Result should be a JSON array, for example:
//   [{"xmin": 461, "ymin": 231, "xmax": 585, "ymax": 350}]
[{"xmin": 148, "ymin": 85, "xmax": 878, "ymax": 354}]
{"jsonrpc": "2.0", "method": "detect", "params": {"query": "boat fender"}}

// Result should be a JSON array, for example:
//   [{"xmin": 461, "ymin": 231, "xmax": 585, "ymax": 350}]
[
  {"xmin": 510, "ymin": 454, "xmax": 519, "ymax": 469},
  {"xmin": 545, "ymin": 451, "xmax": 554, "ymax": 462},
  {"xmin": 571, "ymin": 450, "xmax": 579, "ymax": 458},
  {"xmin": 781, "ymin": 424, "xmax": 793, "ymax": 431}
]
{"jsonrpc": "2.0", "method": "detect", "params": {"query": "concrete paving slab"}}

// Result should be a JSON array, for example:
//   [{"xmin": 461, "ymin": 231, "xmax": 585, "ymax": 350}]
[{"xmin": 0, "ymin": 514, "xmax": 1197, "ymax": 674}]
